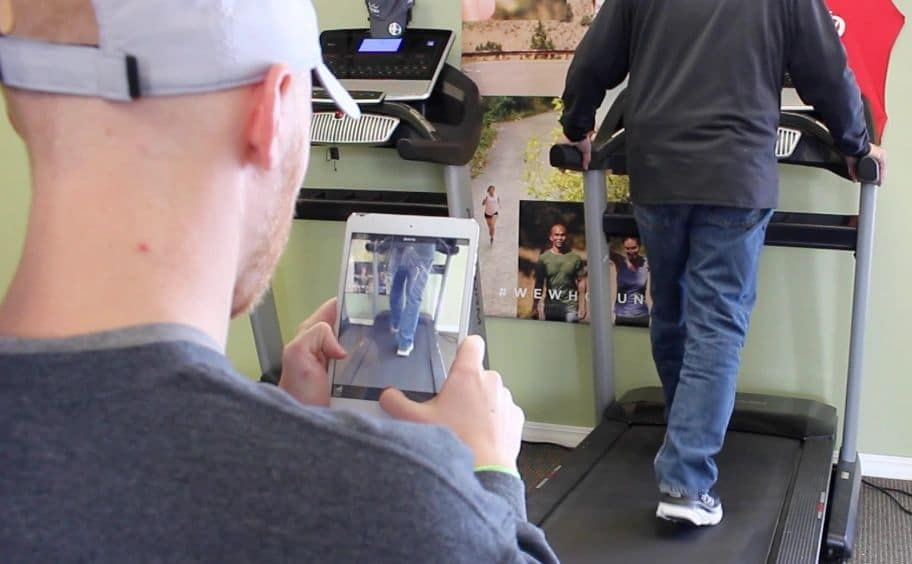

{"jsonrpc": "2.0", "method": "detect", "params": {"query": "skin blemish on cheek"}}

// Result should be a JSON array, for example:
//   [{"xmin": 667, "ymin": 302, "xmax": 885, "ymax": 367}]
[{"xmin": 137, "ymin": 242, "xmax": 151, "ymax": 254}]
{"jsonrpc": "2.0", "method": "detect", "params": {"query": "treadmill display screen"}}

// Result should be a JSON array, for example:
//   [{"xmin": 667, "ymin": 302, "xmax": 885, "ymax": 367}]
[
  {"xmin": 332, "ymin": 233, "xmax": 472, "ymax": 402},
  {"xmin": 358, "ymin": 38, "xmax": 403, "ymax": 53}
]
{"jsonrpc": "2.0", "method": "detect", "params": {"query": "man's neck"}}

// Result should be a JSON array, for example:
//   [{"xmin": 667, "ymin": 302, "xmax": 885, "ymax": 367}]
[{"xmin": 0, "ymin": 160, "xmax": 242, "ymax": 350}]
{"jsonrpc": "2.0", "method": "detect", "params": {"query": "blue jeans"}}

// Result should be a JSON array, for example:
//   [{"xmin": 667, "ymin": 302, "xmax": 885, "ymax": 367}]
[
  {"xmin": 633, "ymin": 204, "xmax": 773, "ymax": 497},
  {"xmin": 388, "ymin": 242, "xmax": 436, "ymax": 349}
]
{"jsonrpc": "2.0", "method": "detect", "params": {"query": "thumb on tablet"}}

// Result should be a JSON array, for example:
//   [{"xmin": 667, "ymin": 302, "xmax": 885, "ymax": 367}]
[{"xmin": 379, "ymin": 388, "xmax": 432, "ymax": 423}]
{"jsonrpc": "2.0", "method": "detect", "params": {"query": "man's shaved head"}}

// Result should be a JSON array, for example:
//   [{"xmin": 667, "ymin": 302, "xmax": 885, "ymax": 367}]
[{"xmin": 0, "ymin": 0, "xmax": 315, "ymax": 328}]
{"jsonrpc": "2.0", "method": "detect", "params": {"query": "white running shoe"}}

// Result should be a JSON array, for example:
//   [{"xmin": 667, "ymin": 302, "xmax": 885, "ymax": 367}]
[{"xmin": 656, "ymin": 491, "xmax": 723, "ymax": 526}]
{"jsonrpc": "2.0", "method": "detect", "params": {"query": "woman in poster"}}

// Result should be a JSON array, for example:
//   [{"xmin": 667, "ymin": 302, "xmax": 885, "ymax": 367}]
[
  {"xmin": 481, "ymin": 185, "xmax": 501, "ymax": 245},
  {"xmin": 610, "ymin": 236, "xmax": 650, "ymax": 327}
]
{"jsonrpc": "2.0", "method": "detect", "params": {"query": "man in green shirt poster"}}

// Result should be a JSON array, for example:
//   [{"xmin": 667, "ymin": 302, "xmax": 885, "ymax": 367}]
[{"xmin": 534, "ymin": 223, "xmax": 588, "ymax": 323}]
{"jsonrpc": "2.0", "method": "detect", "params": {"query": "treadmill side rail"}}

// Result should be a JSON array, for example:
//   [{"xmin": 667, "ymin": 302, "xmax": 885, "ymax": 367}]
[{"xmin": 771, "ymin": 437, "xmax": 834, "ymax": 564}]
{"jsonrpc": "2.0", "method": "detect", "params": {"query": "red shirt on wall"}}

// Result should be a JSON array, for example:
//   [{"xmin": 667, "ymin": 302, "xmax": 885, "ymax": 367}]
[{"xmin": 825, "ymin": 0, "xmax": 905, "ymax": 142}]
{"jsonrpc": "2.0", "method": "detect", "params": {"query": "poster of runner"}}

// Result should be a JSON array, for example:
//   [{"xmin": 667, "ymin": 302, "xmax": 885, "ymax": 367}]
[{"xmin": 470, "ymin": 95, "xmax": 642, "ymax": 325}]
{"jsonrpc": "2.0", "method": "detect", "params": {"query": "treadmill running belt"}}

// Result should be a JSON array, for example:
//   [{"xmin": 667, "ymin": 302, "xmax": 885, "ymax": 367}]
[
  {"xmin": 337, "ymin": 311, "xmax": 444, "ymax": 394},
  {"xmin": 541, "ymin": 426, "xmax": 801, "ymax": 563}
]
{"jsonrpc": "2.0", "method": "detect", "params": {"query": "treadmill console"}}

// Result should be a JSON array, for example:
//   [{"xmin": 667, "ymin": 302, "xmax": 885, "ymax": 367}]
[{"xmin": 319, "ymin": 28, "xmax": 454, "ymax": 101}]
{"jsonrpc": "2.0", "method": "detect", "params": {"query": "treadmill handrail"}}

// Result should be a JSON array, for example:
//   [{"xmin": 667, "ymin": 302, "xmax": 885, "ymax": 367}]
[
  {"xmin": 553, "ymin": 87, "xmax": 870, "ymax": 179},
  {"xmin": 550, "ymin": 116, "xmax": 857, "ymax": 180},
  {"xmin": 395, "ymin": 65, "xmax": 483, "ymax": 166},
  {"xmin": 312, "ymin": 64, "xmax": 483, "ymax": 166}
]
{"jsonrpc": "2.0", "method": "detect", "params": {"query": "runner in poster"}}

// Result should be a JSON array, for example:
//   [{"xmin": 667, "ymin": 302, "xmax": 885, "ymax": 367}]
[{"xmin": 609, "ymin": 236, "xmax": 650, "ymax": 327}]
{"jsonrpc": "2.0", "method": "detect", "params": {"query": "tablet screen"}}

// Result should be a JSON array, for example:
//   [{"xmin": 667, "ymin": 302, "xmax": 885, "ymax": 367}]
[{"xmin": 332, "ymin": 233, "xmax": 472, "ymax": 402}]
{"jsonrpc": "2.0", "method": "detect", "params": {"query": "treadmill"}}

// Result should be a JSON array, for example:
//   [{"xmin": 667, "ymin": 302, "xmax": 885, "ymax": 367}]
[
  {"xmin": 529, "ymin": 90, "xmax": 882, "ymax": 563},
  {"xmin": 249, "ymin": 1, "xmax": 487, "ymax": 383},
  {"xmin": 334, "ymin": 237, "xmax": 462, "ymax": 397}
]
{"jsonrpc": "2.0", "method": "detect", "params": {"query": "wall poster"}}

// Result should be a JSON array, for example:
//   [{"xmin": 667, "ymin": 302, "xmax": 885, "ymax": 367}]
[
  {"xmin": 461, "ymin": 0, "xmax": 602, "ymax": 96},
  {"xmin": 469, "ymin": 95, "xmax": 648, "ymax": 326}
]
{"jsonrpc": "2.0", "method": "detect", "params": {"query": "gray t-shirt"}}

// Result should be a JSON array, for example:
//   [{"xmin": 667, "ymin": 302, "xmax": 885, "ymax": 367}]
[{"xmin": 0, "ymin": 324, "xmax": 557, "ymax": 563}]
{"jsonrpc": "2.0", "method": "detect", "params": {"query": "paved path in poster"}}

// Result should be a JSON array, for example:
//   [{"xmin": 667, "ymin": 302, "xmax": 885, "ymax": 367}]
[
  {"xmin": 462, "ymin": 61, "xmax": 568, "ymax": 97},
  {"xmin": 473, "ymin": 110, "xmax": 561, "ymax": 318}
]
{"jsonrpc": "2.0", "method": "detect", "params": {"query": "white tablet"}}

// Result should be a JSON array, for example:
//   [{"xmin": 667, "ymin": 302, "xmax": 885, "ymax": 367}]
[{"xmin": 329, "ymin": 213, "xmax": 479, "ymax": 417}]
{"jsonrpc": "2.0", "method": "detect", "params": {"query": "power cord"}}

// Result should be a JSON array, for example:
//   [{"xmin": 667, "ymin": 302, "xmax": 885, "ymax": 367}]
[{"xmin": 862, "ymin": 479, "xmax": 912, "ymax": 517}]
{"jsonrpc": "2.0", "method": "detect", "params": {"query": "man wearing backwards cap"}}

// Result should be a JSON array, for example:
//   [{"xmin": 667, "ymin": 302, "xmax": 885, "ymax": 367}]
[{"xmin": 0, "ymin": 1, "xmax": 557, "ymax": 562}]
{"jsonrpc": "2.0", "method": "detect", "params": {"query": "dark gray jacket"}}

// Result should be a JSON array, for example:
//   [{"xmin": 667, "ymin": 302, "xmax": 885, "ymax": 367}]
[
  {"xmin": 561, "ymin": 0, "xmax": 870, "ymax": 208},
  {"xmin": 0, "ymin": 325, "xmax": 558, "ymax": 563}
]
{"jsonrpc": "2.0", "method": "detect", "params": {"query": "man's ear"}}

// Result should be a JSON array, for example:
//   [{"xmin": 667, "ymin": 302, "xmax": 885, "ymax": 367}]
[
  {"xmin": 246, "ymin": 64, "xmax": 294, "ymax": 170},
  {"xmin": 2, "ymin": 88, "xmax": 25, "ymax": 137}
]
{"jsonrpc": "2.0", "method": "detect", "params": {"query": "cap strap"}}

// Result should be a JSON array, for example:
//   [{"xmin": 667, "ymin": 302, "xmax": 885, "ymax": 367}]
[{"xmin": 0, "ymin": 36, "xmax": 140, "ymax": 100}]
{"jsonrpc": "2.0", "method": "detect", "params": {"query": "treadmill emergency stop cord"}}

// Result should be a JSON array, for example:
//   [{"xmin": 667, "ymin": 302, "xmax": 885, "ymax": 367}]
[{"xmin": 862, "ymin": 479, "xmax": 912, "ymax": 517}]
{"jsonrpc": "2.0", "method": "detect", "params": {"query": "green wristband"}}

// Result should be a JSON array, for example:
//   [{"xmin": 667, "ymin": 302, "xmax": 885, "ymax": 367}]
[{"xmin": 474, "ymin": 465, "xmax": 521, "ymax": 479}]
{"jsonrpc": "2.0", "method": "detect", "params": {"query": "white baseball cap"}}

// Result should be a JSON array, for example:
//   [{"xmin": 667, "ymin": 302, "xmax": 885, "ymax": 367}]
[{"xmin": 0, "ymin": 0, "xmax": 361, "ymax": 118}]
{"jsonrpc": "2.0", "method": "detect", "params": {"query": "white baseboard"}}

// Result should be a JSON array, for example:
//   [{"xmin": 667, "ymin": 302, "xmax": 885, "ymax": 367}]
[
  {"xmin": 524, "ymin": 422, "xmax": 912, "ymax": 481},
  {"xmin": 859, "ymin": 453, "xmax": 912, "ymax": 481},
  {"xmin": 522, "ymin": 422, "xmax": 592, "ymax": 448}
]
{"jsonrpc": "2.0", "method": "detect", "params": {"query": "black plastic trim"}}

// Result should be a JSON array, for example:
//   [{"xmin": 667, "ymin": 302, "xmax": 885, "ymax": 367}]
[
  {"xmin": 295, "ymin": 188, "xmax": 448, "ymax": 221},
  {"xmin": 259, "ymin": 369, "xmax": 282, "ymax": 385},
  {"xmin": 312, "ymin": 64, "xmax": 482, "ymax": 166},
  {"xmin": 602, "ymin": 203, "xmax": 859, "ymax": 251},
  {"xmin": 612, "ymin": 387, "xmax": 836, "ymax": 441},
  {"xmin": 824, "ymin": 459, "xmax": 863, "ymax": 561}
]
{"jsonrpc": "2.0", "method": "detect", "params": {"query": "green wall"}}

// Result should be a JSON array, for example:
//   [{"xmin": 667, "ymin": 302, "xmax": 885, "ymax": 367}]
[
  {"xmin": 0, "ymin": 99, "xmax": 29, "ymax": 299},
  {"xmin": 1, "ymin": 0, "xmax": 909, "ymax": 458}
]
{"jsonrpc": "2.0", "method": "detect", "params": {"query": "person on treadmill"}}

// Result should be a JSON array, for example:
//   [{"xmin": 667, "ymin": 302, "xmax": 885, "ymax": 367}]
[
  {"xmin": 0, "ymin": 1, "xmax": 558, "ymax": 561},
  {"xmin": 560, "ymin": 0, "xmax": 887, "ymax": 526},
  {"xmin": 387, "ymin": 239, "xmax": 436, "ymax": 357}
]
